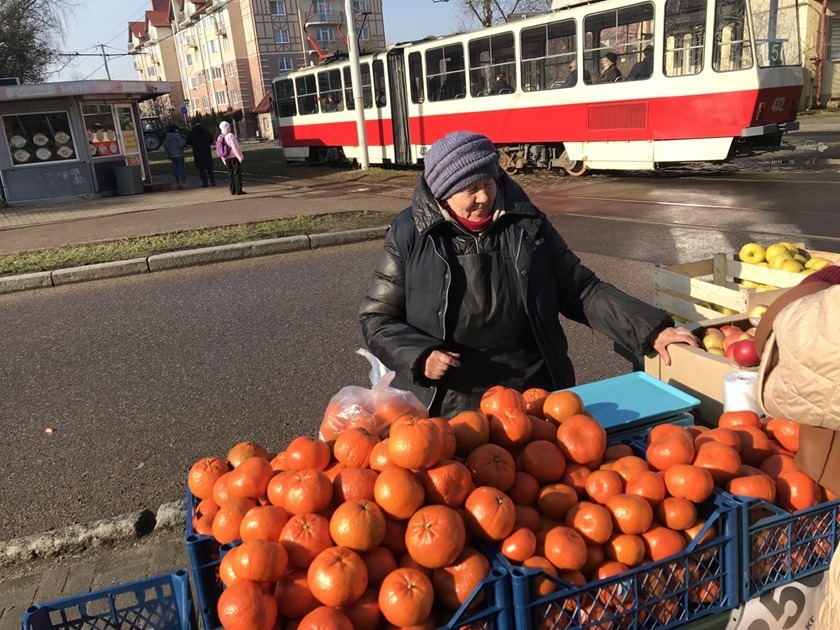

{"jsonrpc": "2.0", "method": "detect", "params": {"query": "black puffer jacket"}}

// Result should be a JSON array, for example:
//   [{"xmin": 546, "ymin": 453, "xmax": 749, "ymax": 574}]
[{"xmin": 359, "ymin": 173, "xmax": 671, "ymax": 415}]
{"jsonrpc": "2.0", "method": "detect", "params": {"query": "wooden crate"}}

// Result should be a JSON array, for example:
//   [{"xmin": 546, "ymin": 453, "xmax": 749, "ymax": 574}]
[{"xmin": 653, "ymin": 247, "xmax": 839, "ymax": 322}]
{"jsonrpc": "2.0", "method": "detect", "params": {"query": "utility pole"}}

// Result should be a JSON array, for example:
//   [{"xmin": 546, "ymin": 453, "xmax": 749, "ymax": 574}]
[
  {"xmin": 100, "ymin": 44, "xmax": 112, "ymax": 79},
  {"xmin": 344, "ymin": 0, "xmax": 369, "ymax": 169}
]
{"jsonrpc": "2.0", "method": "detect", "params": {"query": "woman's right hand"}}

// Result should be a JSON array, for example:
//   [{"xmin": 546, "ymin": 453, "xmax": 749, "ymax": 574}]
[{"xmin": 424, "ymin": 350, "xmax": 461, "ymax": 380}]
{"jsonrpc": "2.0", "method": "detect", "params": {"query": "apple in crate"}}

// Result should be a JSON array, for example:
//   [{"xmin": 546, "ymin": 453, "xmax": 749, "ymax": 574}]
[
  {"xmin": 726, "ymin": 339, "xmax": 761, "ymax": 367},
  {"xmin": 739, "ymin": 243, "xmax": 766, "ymax": 264},
  {"xmin": 749, "ymin": 305, "xmax": 768, "ymax": 327},
  {"xmin": 703, "ymin": 328, "xmax": 725, "ymax": 351},
  {"xmin": 723, "ymin": 332, "xmax": 750, "ymax": 352}
]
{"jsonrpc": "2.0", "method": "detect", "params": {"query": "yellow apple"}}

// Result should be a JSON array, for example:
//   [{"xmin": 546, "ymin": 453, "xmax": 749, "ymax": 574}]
[
  {"xmin": 746, "ymin": 327, "xmax": 757, "ymax": 336},
  {"xmin": 749, "ymin": 304, "xmax": 768, "ymax": 326},
  {"xmin": 739, "ymin": 243, "xmax": 766, "ymax": 264},
  {"xmin": 801, "ymin": 268, "xmax": 818, "ymax": 276},
  {"xmin": 740, "ymin": 279, "xmax": 761, "ymax": 288},
  {"xmin": 708, "ymin": 347, "xmax": 726, "ymax": 356},
  {"xmin": 793, "ymin": 254, "xmax": 808, "ymax": 266},
  {"xmin": 770, "ymin": 254, "xmax": 794, "ymax": 270},
  {"xmin": 720, "ymin": 306, "xmax": 738, "ymax": 315},
  {"xmin": 703, "ymin": 328, "xmax": 725, "ymax": 350},
  {"xmin": 807, "ymin": 257, "xmax": 832, "ymax": 271},
  {"xmin": 765, "ymin": 243, "xmax": 790, "ymax": 262},
  {"xmin": 779, "ymin": 260, "xmax": 804, "ymax": 273},
  {"xmin": 754, "ymin": 262, "xmax": 771, "ymax": 267},
  {"xmin": 778, "ymin": 241, "xmax": 798, "ymax": 253}
]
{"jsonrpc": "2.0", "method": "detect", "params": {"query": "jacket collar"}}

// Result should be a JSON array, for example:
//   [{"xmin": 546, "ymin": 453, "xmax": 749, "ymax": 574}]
[{"xmin": 412, "ymin": 172, "xmax": 540, "ymax": 235}]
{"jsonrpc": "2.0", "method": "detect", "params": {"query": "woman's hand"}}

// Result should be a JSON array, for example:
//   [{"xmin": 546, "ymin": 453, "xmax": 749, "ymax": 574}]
[
  {"xmin": 653, "ymin": 327, "xmax": 700, "ymax": 366},
  {"xmin": 424, "ymin": 350, "xmax": 461, "ymax": 380}
]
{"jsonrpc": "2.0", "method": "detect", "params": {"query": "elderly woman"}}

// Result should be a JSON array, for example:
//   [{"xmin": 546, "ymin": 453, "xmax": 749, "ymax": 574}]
[{"xmin": 359, "ymin": 131, "xmax": 697, "ymax": 416}]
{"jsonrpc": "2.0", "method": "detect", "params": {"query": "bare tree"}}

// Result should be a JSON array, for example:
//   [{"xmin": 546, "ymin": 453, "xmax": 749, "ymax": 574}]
[
  {"xmin": 443, "ymin": 0, "xmax": 553, "ymax": 29},
  {"xmin": 0, "ymin": 0, "xmax": 77, "ymax": 83}
]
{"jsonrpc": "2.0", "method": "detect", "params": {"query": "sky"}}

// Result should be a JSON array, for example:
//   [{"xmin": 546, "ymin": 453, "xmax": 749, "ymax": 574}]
[{"xmin": 54, "ymin": 0, "xmax": 461, "ymax": 82}]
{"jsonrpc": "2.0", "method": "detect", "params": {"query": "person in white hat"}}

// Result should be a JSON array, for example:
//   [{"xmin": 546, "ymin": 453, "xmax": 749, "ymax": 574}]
[{"xmin": 217, "ymin": 121, "xmax": 245, "ymax": 196}]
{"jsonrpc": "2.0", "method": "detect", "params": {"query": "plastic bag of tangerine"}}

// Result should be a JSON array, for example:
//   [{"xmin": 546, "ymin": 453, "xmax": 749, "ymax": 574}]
[{"xmin": 319, "ymin": 348, "xmax": 429, "ymax": 442}]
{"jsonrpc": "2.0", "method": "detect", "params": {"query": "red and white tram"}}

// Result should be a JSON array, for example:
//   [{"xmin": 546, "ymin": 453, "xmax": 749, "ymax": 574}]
[{"xmin": 273, "ymin": 0, "xmax": 802, "ymax": 174}]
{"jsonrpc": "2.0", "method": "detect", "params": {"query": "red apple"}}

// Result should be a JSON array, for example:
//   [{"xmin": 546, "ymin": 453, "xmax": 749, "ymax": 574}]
[
  {"xmin": 728, "ymin": 339, "xmax": 760, "ymax": 367},
  {"xmin": 720, "ymin": 325, "xmax": 743, "ymax": 337},
  {"xmin": 722, "ymin": 332, "xmax": 750, "ymax": 352}
]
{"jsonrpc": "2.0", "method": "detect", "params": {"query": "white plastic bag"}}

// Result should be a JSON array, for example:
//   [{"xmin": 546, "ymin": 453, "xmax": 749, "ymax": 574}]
[{"xmin": 319, "ymin": 349, "xmax": 428, "ymax": 441}]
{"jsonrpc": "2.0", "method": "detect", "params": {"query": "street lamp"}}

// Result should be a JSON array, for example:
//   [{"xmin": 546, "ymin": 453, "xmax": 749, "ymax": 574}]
[{"xmin": 344, "ymin": 0, "xmax": 369, "ymax": 169}]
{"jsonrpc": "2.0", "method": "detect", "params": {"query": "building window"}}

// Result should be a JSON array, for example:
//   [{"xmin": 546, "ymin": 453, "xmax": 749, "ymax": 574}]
[
  {"xmin": 227, "ymin": 63, "xmax": 235, "ymax": 77},
  {"xmin": 275, "ymin": 28, "xmax": 290, "ymax": 44},
  {"xmin": 279, "ymin": 56, "xmax": 294, "ymax": 71},
  {"xmin": 212, "ymin": 66, "xmax": 223, "ymax": 80},
  {"xmin": 317, "ymin": 28, "xmax": 335, "ymax": 43},
  {"xmin": 189, "ymin": 76, "xmax": 197, "ymax": 89},
  {"xmin": 209, "ymin": 39, "xmax": 219, "ymax": 54},
  {"xmin": 186, "ymin": 53, "xmax": 193, "ymax": 66},
  {"xmin": 270, "ymin": 0, "xmax": 286, "ymax": 15},
  {"xmin": 199, "ymin": 73, "xmax": 206, "ymax": 85},
  {"xmin": 223, "ymin": 37, "xmax": 231, "ymax": 51},
  {"xmin": 358, "ymin": 26, "xmax": 369, "ymax": 41},
  {"xmin": 148, "ymin": 66, "xmax": 157, "ymax": 77},
  {"xmin": 353, "ymin": 0, "xmax": 367, "ymax": 11},
  {"xmin": 215, "ymin": 91, "xmax": 229, "ymax": 106},
  {"xmin": 232, "ymin": 89, "xmax": 239, "ymax": 104},
  {"xmin": 832, "ymin": 18, "xmax": 840, "ymax": 61},
  {"xmin": 202, "ymin": 96, "xmax": 209, "ymax": 109}
]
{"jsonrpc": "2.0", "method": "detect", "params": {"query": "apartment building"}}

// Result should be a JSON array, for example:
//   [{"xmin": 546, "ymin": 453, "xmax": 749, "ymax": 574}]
[
  {"xmin": 129, "ymin": 0, "xmax": 186, "ymax": 117},
  {"xmin": 135, "ymin": 0, "xmax": 385, "ymax": 138}
]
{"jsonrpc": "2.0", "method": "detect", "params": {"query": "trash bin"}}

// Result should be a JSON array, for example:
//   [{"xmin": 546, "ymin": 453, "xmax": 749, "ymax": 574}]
[{"xmin": 115, "ymin": 165, "xmax": 144, "ymax": 196}]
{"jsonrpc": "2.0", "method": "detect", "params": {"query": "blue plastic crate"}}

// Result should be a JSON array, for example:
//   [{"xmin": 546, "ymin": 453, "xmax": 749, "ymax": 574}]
[
  {"xmin": 728, "ymin": 494, "xmax": 840, "ymax": 601},
  {"xmin": 437, "ymin": 566, "xmax": 514, "ymax": 630},
  {"xmin": 186, "ymin": 487, "xmax": 224, "ymax": 630},
  {"xmin": 187, "ymin": 487, "xmax": 513, "ymax": 629},
  {"xmin": 21, "ymin": 570, "xmax": 193, "ymax": 630},
  {"xmin": 507, "ymin": 492, "xmax": 740, "ymax": 630}
]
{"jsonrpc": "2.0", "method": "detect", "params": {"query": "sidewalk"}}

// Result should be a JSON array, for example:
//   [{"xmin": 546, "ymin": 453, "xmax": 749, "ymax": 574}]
[{"xmin": 0, "ymin": 170, "xmax": 415, "ymax": 255}]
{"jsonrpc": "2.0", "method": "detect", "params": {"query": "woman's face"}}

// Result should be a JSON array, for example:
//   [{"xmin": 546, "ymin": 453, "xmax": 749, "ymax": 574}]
[{"xmin": 445, "ymin": 177, "xmax": 497, "ymax": 220}]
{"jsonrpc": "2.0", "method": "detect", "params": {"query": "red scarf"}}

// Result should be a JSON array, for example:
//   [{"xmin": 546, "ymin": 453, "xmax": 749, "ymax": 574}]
[{"xmin": 445, "ymin": 207, "xmax": 494, "ymax": 232}]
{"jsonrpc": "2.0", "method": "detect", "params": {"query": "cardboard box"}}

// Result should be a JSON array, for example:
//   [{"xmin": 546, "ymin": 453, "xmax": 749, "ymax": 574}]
[{"xmin": 644, "ymin": 314, "xmax": 757, "ymax": 423}]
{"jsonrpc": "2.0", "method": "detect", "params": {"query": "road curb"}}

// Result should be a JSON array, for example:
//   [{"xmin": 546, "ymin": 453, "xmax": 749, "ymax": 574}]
[
  {"xmin": 0, "ymin": 500, "xmax": 187, "ymax": 570},
  {"xmin": 0, "ymin": 226, "xmax": 388, "ymax": 295}
]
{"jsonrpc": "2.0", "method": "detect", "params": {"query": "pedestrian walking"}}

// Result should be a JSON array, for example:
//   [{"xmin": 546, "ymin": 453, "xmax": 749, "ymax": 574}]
[
  {"xmin": 163, "ymin": 125, "xmax": 188, "ymax": 190},
  {"xmin": 217, "ymin": 121, "xmax": 245, "ymax": 196},
  {"xmin": 186, "ymin": 120, "xmax": 216, "ymax": 187}
]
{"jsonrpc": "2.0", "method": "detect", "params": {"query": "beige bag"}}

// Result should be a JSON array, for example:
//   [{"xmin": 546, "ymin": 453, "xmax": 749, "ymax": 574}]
[{"xmin": 756, "ymin": 286, "xmax": 840, "ymax": 427}]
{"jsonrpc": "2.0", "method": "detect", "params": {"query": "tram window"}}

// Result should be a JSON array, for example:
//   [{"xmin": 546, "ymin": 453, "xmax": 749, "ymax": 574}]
[
  {"xmin": 373, "ymin": 60, "xmax": 387, "ymax": 107},
  {"xmin": 426, "ymin": 43, "xmax": 466, "ymax": 101},
  {"xmin": 343, "ymin": 67, "xmax": 354, "ymax": 109},
  {"xmin": 750, "ymin": 0, "xmax": 799, "ymax": 66},
  {"xmin": 408, "ymin": 52, "xmax": 424, "ymax": 103},
  {"xmin": 713, "ymin": 0, "xmax": 754, "ymax": 71},
  {"xmin": 664, "ymin": 0, "xmax": 705, "ymax": 76},
  {"xmin": 584, "ymin": 3, "xmax": 654, "ymax": 84},
  {"xmin": 295, "ymin": 74, "xmax": 318, "ymax": 115},
  {"xmin": 318, "ymin": 69, "xmax": 344, "ymax": 113},
  {"xmin": 274, "ymin": 78, "xmax": 296, "ymax": 117},
  {"xmin": 520, "ymin": 20, "xmax": 577, "ymax": 90},
  {"xmin": 468, "ymin": 32, "xmax": 516, "ymax": 97}
]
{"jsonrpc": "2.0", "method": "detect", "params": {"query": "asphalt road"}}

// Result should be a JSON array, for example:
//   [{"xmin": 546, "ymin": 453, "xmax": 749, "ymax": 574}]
[{"xmin": 1, "ymin": 167, "xmax": 839, "ymax": 540}]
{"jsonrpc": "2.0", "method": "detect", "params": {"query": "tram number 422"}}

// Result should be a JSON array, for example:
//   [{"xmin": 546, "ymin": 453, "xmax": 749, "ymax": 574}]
[{"xmin": 742, "ymin": 571, "xmax": 825, "ymax": 630}]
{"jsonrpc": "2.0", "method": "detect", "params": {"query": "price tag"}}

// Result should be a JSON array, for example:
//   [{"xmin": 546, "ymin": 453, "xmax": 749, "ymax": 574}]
[{"xmin": 726, "ymin": 572, "xmax": 826, "ymax": 630}]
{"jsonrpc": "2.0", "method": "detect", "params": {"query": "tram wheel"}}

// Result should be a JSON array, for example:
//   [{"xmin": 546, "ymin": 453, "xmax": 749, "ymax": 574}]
[
  {"xmin": 559, "ymin": 150, "xmax": 588, "ymax": 177},
  {"xmin": 498, "ymin": 149, "xmax": 520, "ymax": 175}
]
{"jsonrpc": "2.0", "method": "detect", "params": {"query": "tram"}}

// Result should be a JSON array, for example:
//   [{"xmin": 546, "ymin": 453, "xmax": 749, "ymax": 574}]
[{"xmin": 272, "ymin": 0, "xmax": 803, "ymax": 174}]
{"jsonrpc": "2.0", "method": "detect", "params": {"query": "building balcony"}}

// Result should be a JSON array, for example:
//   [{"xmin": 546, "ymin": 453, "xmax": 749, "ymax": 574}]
[{"xmin": 306, "ymin": 10, "xmax": 341, "ymax": 26}]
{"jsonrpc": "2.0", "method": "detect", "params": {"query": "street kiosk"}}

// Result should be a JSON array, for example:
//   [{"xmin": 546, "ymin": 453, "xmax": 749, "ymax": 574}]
[{"xmin": 0, "ymin": 80, "xmax": 169, "ymax": 203}]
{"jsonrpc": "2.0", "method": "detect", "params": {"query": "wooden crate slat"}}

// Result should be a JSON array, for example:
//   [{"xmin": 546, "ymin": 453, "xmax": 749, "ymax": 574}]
[
  {"xmin": 654, "ymin": 267, "xmax": 748, "ymax": 312},
  {"xmin": 658, "ymin": 259, "xmax": 715, "ymax": 278},
  {"xmin": 654, "ymin": 289, "xmax": 724, "ymax": 322}
]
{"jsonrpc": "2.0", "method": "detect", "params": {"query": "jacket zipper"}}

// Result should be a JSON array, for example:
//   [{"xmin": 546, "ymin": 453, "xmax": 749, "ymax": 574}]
[{"xmin": 429, "ymin": 239, "xmax": 451, "ymax": 412}]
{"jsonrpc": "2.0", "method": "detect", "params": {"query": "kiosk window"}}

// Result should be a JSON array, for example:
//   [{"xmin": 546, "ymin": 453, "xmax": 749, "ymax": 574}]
[
  {"xmin": 83, "ymin": 104, "xmax": 121, "ymax": 158},
  {"xmin": 3, "ymin": 111, "xmax": 77, "ymax": 166}
]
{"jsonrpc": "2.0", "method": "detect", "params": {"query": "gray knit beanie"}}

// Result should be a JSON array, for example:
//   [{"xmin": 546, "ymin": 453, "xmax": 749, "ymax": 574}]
[{"xmin": 423, "ymin": 131, "xmax": 499, "ymax": 200}]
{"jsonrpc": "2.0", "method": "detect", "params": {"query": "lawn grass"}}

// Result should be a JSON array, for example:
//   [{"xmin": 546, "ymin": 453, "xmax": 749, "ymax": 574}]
[
  {"xmin": 0, "ymin": 210, "xmax": 395, "ymax": 277},
  {"xmin": 149, "ymin": 146, "xmax": 418, "ymax": 185}
]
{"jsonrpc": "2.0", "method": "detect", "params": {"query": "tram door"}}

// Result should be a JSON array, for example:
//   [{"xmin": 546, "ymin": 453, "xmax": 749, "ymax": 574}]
[{"xmin": 387, "ymin": 49, "xmax": 412, "ymax": 165}]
